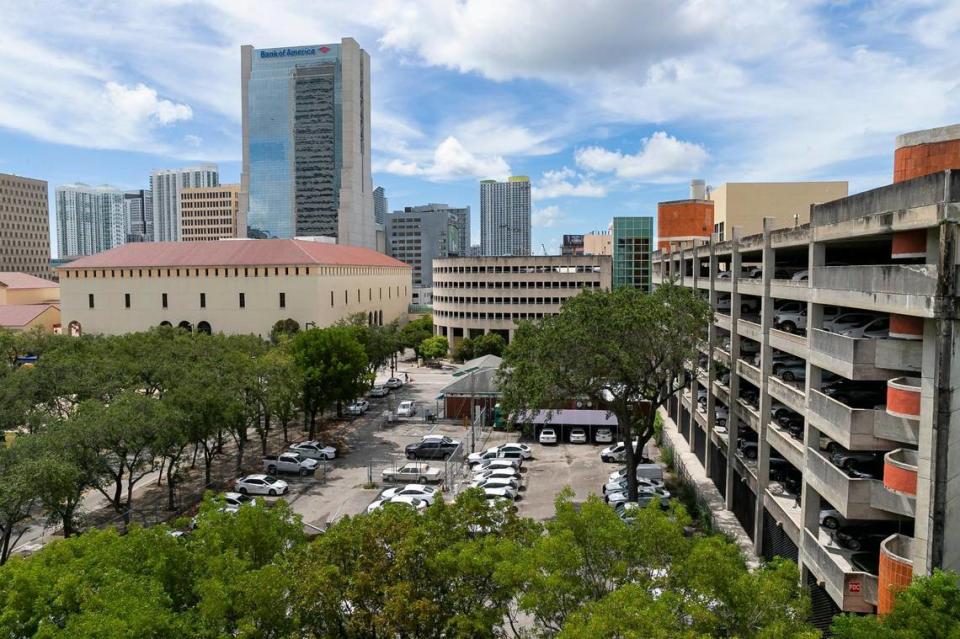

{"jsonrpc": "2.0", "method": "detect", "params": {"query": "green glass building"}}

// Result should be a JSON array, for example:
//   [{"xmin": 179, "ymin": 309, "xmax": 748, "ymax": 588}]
[{"xmin": 612, "ymin": 216, "xmax": 653, "ymax": 291}]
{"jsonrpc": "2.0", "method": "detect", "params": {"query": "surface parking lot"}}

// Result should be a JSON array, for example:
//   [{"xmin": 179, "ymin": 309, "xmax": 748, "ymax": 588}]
[{"xmin": 251, "ymin": 364, "xmax": 633, "ymax": 527}]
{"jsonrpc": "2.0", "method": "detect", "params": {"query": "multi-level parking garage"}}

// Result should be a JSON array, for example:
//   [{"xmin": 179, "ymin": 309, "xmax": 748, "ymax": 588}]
[{"xmin": 653, "ymin": 166, "xmax": 960, "ymax": 626}]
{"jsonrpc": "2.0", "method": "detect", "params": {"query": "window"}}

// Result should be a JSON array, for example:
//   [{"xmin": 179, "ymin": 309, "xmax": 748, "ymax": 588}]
[
  {"xmin": 239, "ymin": 293, "xmax": 245, "ymax": 308},
  {"xmin": 124, "ymin": 293, "xmax": 130, "ymax": 308},
  {"xmin": 331, "ymin": 291, "xmax": 334, "ymax": 307},
  {"xmin": 279, "ymin": 292, "xmax": 286, "ymax": 308},
  {"xmin": 200, "ymin": 293, "xmax": 206, "ymax": 308},
  {"xmin": 88, "ymin": 294, "xmax": 95, "ymax": 308},
  {"xmin": 162, "ymin": 293, "xmax": 168, "ymax": 308}
]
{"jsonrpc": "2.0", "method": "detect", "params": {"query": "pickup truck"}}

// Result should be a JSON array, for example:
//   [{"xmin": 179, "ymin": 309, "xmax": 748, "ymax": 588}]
[
  {"xmin": 382, "ymin": 462, "xmax": 444, "ymax": 483},
  {"xmin": 263, "ymin": 452, "xmax": 319, "ymax": 475}
]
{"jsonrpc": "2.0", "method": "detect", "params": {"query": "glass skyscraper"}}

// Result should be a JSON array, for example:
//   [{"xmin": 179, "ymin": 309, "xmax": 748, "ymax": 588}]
[
  {"xmin": 241, "ymin": 39, "xmax": 376, "ymax": 248},
  {"xmin": 56, "ymin": 184, "xmax": 126, "ymax": 257},
  {"xmin": 480, "ymin": 176, "xmax": 531, "ymax": 256},
  {"xmin": 612, "ymin": 216, "xmax": 653, "ymax": 291}
]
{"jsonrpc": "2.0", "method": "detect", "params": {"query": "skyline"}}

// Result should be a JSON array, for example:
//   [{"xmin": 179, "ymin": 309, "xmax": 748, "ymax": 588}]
[{"xmin": 2, "ymin": 1, "xmax": 959, "ymax": 256}]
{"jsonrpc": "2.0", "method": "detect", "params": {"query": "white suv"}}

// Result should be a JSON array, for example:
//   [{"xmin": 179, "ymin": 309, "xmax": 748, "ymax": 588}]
[{"xmin": 397, "ymin": 400, "xmax": 416, "ymax": 417}]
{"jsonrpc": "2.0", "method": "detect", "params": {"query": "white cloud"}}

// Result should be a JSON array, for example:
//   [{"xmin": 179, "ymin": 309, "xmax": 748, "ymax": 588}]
[
  {"xmin": 453, "ymin": 115, "xmax": 561, "ymax": 157},
  {"xmin": 105, "ymin": 82, "xmax": 192, "ymax": 125},
  {"xmin": 531, "ymin": 205, "xmax": 563, "ymax": 228},
  {"xmin": 379, "ymin": 136, "xmax": 510, "ymax": 181},
  {"xmin": 533, "ymin": 168, "xmax": 606, "ymax": 199},
  {"xmin": 575, "ymin": 132, "xmax": 708, "ymax": 181}
]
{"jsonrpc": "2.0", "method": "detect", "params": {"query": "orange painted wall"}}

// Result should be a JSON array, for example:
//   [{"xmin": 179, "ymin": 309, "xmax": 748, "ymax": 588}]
[
  {"xmin": 878, "ymin": 551, "xmax": 913, "ymax": 615},
  {"xmin": 884, "ymin": 462, "xmax": 918, "ymax": 495},
  {"xmin": 657, "ymin": 200, "xmax": 714, "ymax": 253},
  {"xmin": 887, "ymin": 383, "xmax": 921, "ymax": 418},
  {"xmin": 894, "ymin": 140, "xmax": 960, "ymax": 182}
]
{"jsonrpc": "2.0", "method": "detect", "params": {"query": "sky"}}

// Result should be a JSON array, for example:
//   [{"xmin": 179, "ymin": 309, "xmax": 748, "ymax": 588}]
[{"xmin": 2, "ymin": 0, "xmax": 959, "ymax": 256}]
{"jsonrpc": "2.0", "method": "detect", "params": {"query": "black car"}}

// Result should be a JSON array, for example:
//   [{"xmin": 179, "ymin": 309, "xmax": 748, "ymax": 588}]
[
  {"xmin": 832, "ymin": 523, "xmax": 908, "ymax": 552},
  {"xmin": 405, "ymin": 437, "xmax": 459, "ymax": 460},
  {"xmin": 830, "ymin": 448, "xmax": 883, "ymax": 471},
  {"xmin": 822, "ymin": 381, "xmax": 886, "ymax": 409}
]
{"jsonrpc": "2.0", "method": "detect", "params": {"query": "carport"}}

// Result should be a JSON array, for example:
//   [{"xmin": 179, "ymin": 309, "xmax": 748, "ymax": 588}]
[
  {"xmin": 439, "ymin": 355, "xmax": 503, "ymax": 424},
  {"xmin": 517, "ymin": 409, "xmax": 618, "ymax": 444}
]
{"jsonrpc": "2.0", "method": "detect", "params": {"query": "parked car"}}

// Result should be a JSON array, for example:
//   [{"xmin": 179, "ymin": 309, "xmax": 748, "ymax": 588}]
[
  {"xmin": 822, "ymin": 381, "xmax": 886, "ymax": 408},
  {"xmin": 379, "ymin": 484, "xmax": 440, "ymax": 505},
  {"xmin": 468, "ymin": 447, "xmax": 502, "ymax": 465},
  {"xmin": 602, "ymin": 476, "xmax": 664, "ymax": 495},
  {"xmin": 289, "ymin": 440, "xmax": 337, "ymax": 460},
  {"xmin": 368, "ymin": 385, "xmax": 390, "ymax": 398},
  {"xmin": 397, "ymin": 400, "xmax": 417, "ymax": 417},
  {"xmin": 600, "ymin": 443, "xmax": 626, "ymax": 463},
  {"xmin": 385, "ymin": 377, "xmax": 404, "ymax": 389},
  {"xmin": 367, "ymin": 494, "xmax": 430, "ymax": 514},
  {"xmin": 594, "ymin": 428, "xmax": 613, "ymax": 443},
  {"xmin": 539, "ymin": 427, "xmax": 558, "ymax": 445},
  {"xmin": 608, "ymin": 466, "xmax": 666, "ymax": 485},
  {"xmin": 235, "ymin": 474, "xmax": 289, "ymax": 496},
  {"xmin": 832, "ymin": 524, "xmax": 898, "ymax": 552},
  {"xmin": 346, "ymin": 399, "xmax": 370, "ymax": 415},
  {"xmin": 791, "ymin": 270, "xmax": 808, "ymax": 283},
  {"xmin": 497, "ymin": 443, "xmax": 533, "ymax": 459},
  {"xmin": 473, "ymin": 458, "xmax": 522, "ymax": 473},
  {"xmin": 471, "ymin": 476, "xmax": 521, "ymax": 493},
  {"xmin": 473, "ymin": 467, "xmax": 522, "ymax": 482},
  {"xmin": 570, "ymin": 427, "xmax": 588, "ymax": 444},
  {"xmin": 777, "ymin": 363, "xmax": 806, "ymax": 383},
  {"xmin": 262, "ymin": 452, "xmax": 319, "ymax": 475},
  {"xmin": 824, "ymin": 312, "xmax": 880, "ymax": 334},
  {"xmin": 483, "ymin": 486, "xmax": 518, "ymax": 501},
  {"xmin": 606, "ymin": 486, "xmax": 671, "ymax": 507},
  {"xmin": 406, "ymin": 435, "xmax": 459, "ymax": 460},
  {"xmin": 221, "ymin": 491, "xmax": 253, "ymax": 510},
  {"xmin": 737, "ymin": 437, "xmax": 759, "ymax": 460},
  {"xmin": 837, "ymin": 316, "xmax": 889, "ymax": 339},
  {"xmin": 382, "ymin": 462, "xmax": 444, "ymax": 483},
  {"xmin": 820, "ymin": 509, "xmax": 845, "ymax": 530},
  {"xmin": 830, "ymin": 447, "xmax": 883, "ymax": 471}
]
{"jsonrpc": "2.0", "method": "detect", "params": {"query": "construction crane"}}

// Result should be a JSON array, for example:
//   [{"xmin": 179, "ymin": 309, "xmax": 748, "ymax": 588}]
[{"xmin": 541, "ymin": 243, "xmax": 548, "ymax": 255}]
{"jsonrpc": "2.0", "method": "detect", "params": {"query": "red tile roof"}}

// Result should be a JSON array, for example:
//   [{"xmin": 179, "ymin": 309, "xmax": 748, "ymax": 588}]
[
  {"xmin": 59, "ymin": 239, "xmax": 410, "ymax": 269},
  {"xmin": 0, "ymin": 304, "xmax": 57, "ymax": 327},
  {"xmin": 0, "ymin": 272, "xmax": 59, "ymax": 289}
]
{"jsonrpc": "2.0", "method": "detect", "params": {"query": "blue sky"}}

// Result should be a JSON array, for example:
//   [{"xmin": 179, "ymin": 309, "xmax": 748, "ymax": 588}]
[{"xmin": 2, "ymin": 0, "xmax": 959, "ymax": 256}]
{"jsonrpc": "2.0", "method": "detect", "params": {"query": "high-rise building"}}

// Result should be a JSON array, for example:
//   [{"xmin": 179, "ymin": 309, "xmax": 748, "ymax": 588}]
[
  {"xmin": 0, "ymin": 173, "xmax": 51, "ymax": 278},
  {"xmin": 179, "ymin": 184, "xmax": 241, "ymax": 242},
  {"xmin": 55, "ymin": 184, "xmax": 126, "ymax": 258},
  {"xmin": 480, "ymin": 176, "xmax": 531, "ymax": 256},
  {"xmin": 124, "ymin": 189, "xmax": 153, "ymax": 243},
  {"xmin": 241, "ymin": 39, "xmax": 376, "ymax": 248},
  {"xmin": 150, "ymin": 165, "xmax": 219, "ymax": 242},
  {"xmin": 612, "ymin": 216, "xmax": 653, "ymax": 291},
  {"xmin": 386, "ymin": 203, "xmax": 470, "ymax": 304},
  {"xmin": 373, "ymin": 186, "xmax": 387, "ymax": 225}
]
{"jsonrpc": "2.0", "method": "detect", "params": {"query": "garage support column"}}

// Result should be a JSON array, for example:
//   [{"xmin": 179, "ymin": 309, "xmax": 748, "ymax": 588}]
[
  {"xmin": 687, "ymin": 243, "xmax": 701, "ymax": 460},
  {"xmin": 753, "ymin": 217, "xmax": 777, "ymax": 553},
  {"xmin": 704, "ymin": 236, "xmax": 719, "ymax": 478},
  {"xmin": 725, "ymin": 226, "xmax": 744, "ymax": 510}
]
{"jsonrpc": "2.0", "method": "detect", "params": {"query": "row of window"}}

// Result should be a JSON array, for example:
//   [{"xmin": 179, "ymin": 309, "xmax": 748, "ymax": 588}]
[
  {"xmin": 434, "ymin": 296, "xmax": 578, "ymax": 305},
  {"xmin": 435, "ymin": 280, "xmax": 601, "ymax": 290},
  {"xmin": 88, "ymin": 286, "xmax": 408, "ymax": 310},
  {"xmin": 435, "ymin": 264, "xmax": 602, "ymax": 274},
  {"xmin": 435, "ymin": 310, "xmax": 553, "ymax": 321}
]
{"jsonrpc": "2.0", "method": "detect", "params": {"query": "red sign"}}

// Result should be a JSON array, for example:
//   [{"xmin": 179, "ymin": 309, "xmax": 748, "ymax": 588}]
[
  {"xmin": 848, "ymin": 581, "xmax": 861, "ymax": 593},
  {"xmin": 319, "ymin": 46, "xmax": 330, "ymax": 53}
]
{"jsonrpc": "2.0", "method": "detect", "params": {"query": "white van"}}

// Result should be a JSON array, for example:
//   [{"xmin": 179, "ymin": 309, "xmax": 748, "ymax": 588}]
[{"xmin": 397, "ymin": 400, "xmax": 416, "ymax": 417}]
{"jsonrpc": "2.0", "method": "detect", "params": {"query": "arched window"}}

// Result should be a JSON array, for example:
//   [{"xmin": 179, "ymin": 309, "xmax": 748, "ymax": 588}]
[
  {"xmin": 197, "ymin": 321, "xmax": 212, "ymax": 335},
  {"xmin": 177, "ymin": 321, "xmax": 193, "ymax": 332}
]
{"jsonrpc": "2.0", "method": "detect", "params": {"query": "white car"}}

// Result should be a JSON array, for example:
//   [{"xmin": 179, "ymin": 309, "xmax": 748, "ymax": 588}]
[
  {"xmin": 497, "ymin": 443, "xmax": 533, "ymax": 459},
  {"xmin": 594, "ymin": 428, "xmax": 613, "ymax": 443},
  {"xmin": 367, "ymin": 494, "xmax": 429, "ymax": 514},
  {"xmin": 600, "ymin": 442, "xmax": 638, "ymax": 463},
  {"xmin": 539, "ymin": 428, "xmax": 557, "ymax": 445},
  {"xmin": 368, "ymin": 385, "xmax": 390, "ymax": 398},
  {"xmin": 385, "ymin": 377, "xmax": 404, "ymax": 389},
  {"xmin": 824, "ymin": 312, "xmax": 880, "ymax": 334},
  {"xmin": 837, "ymin": 316, "xmax": 889, "ymax": 339},
  {"xmin": 569, "ymin": 428, "xmax": 587, "ymax": 444},
  {"xmin": 235, "ymin": 474, "xmax": 289, "ymax": 496},
  {"xmin": 346, "ymin": 399, "xmax": 370, "ymax": 415},
  {"xmin": 397, "ymin": 400, "xmax": 417, "ymax": 417},
  {"xmin": 468, "ymin": 447, "xmax": 503, "ymax": 465},
  {"xmin": 714, "ymin": 405, "xmax": 729, "ymax": 427},
  {"xmin": 605, "ymin": 486, "xmax": 671, "ymax": 507},
  {"xmin": 472, "ymin": 476, "xmax": 521, "ymax": 492},
  {"xmin": 473, "ymin": 467, "xmax": 522, "ymax": 482},
  {"xmin": 482, "ymin": 485, "xmax": 518, "ymax": 501},
  {"xmin": 380, "ymin": 484, "xmax": 440, "ymax": 505},
  {"xmin": 791, "ymin": 270, "xmax": 808, "ymax": 282},
  {"xmin": 607, "ymin": 467, "xmax": 667, "ymax": 485},
  {"xmin": 602, "ymin": 477, "xmax": 663, "ymax": 495},
  {"xmin": 473, "ymin": 458, "xmax": 521, "ymax": 473},
  {"xmin": 221, "ymin": 491, "xmax": 253, "ymax": 511},
  {"xmin": 289, "ymin": 440, "xmax": 337, "ymax": 460}
]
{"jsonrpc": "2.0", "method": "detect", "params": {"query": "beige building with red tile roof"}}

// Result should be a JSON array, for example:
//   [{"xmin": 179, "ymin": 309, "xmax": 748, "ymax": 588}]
[
  {"xmin": 57, "ymin": 239, "xmax": 411, "ymax": 337},
  {"xmin": 0, "ymin": 272, "xmax": 60, "ymax": 333}
]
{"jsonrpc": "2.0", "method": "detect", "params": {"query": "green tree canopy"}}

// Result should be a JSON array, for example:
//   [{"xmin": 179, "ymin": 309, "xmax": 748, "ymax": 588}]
[
  {"xmin": 499, "ymin": 284, "xmax": 710, "ymax": 499},
  {"xmin": 419, "ymin": 335, "xmax": 449, "ymax": 361},
  {"xmin": 473, "ymin": 332, "xmax": 506, "ymax": 358},
  {"xmin": 400, "ymin": 315, "xmax": 434, "ymax": 358}
]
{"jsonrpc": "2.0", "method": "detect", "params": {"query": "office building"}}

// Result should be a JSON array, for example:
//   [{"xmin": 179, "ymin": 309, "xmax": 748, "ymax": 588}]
[
  {"xmin": 0, "ymin": 173, "xmax": 51, "ymax": 279},
  {"xmin": 241, "ymin": 39, "xmax": 376, "ymax": 248},
  {"xmin": 179, "ymin": 184, "xmax": 241, "ymax": 242},
  {"xmin": 125, "ymin": 190, "xmax": 153, "ymax": 243},
  {"xmin": 373, "ymin": 186, "xmax": 387, "ymax": 225},
  {"xmin": 562, "ymin": 235, "xmax": 585, "ymax": 256},
  {"xmin": 480, "ymin": 176, "xmax": 531, "ymax": 256},
  {"xmin": 651, "ymin": 124, "xmax": 960, "ymax": 629},
  {"xmin": 150, "ymin": 165, "xmax": 219, "ymax": 242},
  {"xmin": 658, "ymin": 179, "xmax": 715, "ymax": 253},
  {"xmin": 467, "ymin": 244, "xmax": 482, "ymax": 257},
  {"xmin": 709, "ymin": 181, "xmax": 848, "ymax": 241},
  {"xmin": 56, "ymin": 184, "xmax": 126, "ymax": 258},
  {"xmin": 432, "ymin": 254, "xmax": 612, "ymax": 348},
  {"xmin": 612, "ymin": 216, "xmax": 653, "ymax": 291},
  {"xmin": 584, "ymin": 231, "xmax": 612, "ymax": 256},
  {"xmin": 386, "ymin": 203, "xmax": 470, "ymax": 304},
  {"xmin": 58, "ymin": 239, "xmax": 410, "ymax": 337}
]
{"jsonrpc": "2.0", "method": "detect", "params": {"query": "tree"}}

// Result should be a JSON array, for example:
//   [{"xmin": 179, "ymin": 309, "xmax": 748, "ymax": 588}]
[
  {"xmin": 419, "ymin": 335, "xmax": 449, "ymax": 361},
  {"xmin": 270, "ymin": 318, "xmax": 300, "ymax": 344},
  {"xmin": 338, "ymin": 314, "xmax": 402, "ymax": 379},
  {"xmin": 452, "ymin": 337, "xmax": 475, "ymax": 362},
  {"xmin": 499, "ymin": 284, "xmax": 710, "ymax": 500},
  {"xmin": 0, "ymin": 444, "xmax": 37, "ymax": 565},
  {"xmin": 832, "ymin": 570, "xmax": 960, "ymax": 638},
  {"xmin": 290, "ymin": 327, "xmax": 368, "ymax": 439},
  {"xmin": 263, "ymin": 347, "xmax": 302, "ymax": 444},
  {"xmin": 473, "ymin": 332, "xmax": 506, "ymax": 358},
  {"xmin": 400, "ymin": 315, "xmax": 434, "ymax": 359}
]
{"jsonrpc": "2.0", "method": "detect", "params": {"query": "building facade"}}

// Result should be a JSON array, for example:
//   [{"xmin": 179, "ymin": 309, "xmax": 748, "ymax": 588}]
[
  {"xmin": 480, "ymin": 176, "xmax": 531, "ymax": 256},
  {"xmin": 432, "ymin": 254, "xmax": 612, "ymax": 348},
  {"xmin": 561, "ymin": 235, "xmax": 585, "ymax": 256},
  {"xmin": 658, "ymin": 179, "xmax": 714, "ymax": 253},
  {"xmin": 124, "ymin": 189, "xmax": 153, "ymax": 243},
  {"xmin": 150, "ymin": 165, "xmax": 220, "ymax": 242},
  {"xmin": 241, "ymin": 39, "xmax": 376, "ymax": 248},
  {"xmin": 612, "ymin": 216, "xmax": 653, "ymax": 291},
  {"xmin": 179, "ymin": 184, "xmax": 241, "ymax": 242},
  {"xmin": 894, "ymin": 124, "xmax": 960, "ymax": 183},
  {"xmin": 583, "ymin": 232, "xmax": 612, "ymax": 256},
  {"xmin": 710, "ymin": 181, "xmax": 848, "ymax": 242},
  {"xmin": 56, "ymin": 184, "xmax": 126, "ymax": 258},
  {"xmin": 386, "ymin": 203, "xmax": 470, "ymax": 304},
  {"xmin": 0, "ymin": 272, "xmax": 60, "ymax": 333},
  {"xmin": 0, "ymin": 173, "xmax": 51, "ymax": 279},
  {"xmin": 373, "ymin": 186, "xmax": 387, "ymax": 225},
  {"xmin": 58, "ymin": 239, "xmax": 410, "ymax": 338},
  {"xmin": 652, "ymin": 125, "xmax": 960, "ymax": 628}
]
